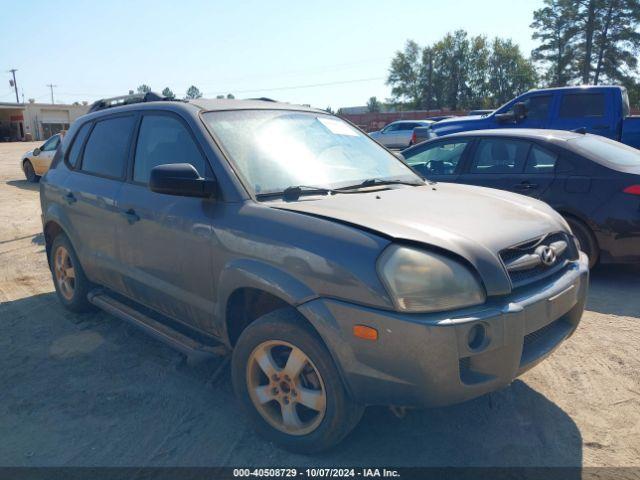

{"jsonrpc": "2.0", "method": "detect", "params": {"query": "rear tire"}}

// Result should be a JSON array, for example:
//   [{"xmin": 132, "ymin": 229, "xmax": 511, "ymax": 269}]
[
  {"xmin": 50, "ymin": 234, "xmax": 95, "ymax": 313},
  {"xmin": 23, "ymin": 160, "xmax": 39, "ymax": 183},
  {"xmin": 565, "ymin": 216, "xmax": 598, "ymax": 269},
  {"xmin": 232, "ymin": 309, "xmax": 364, "ymax": 453}
]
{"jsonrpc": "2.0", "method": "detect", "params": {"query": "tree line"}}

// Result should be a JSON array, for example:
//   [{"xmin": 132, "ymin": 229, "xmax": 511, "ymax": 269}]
[
  {"xmin": 386, "ymin": 0, "xmax": 640, "ymax": 111},
  {"xmin": 386, "ymin": 32, "xmax": 537, "ymax": 111},
  {"xmin": 132, "ymin": 84, "xmax": 235, "ymax": 100}
]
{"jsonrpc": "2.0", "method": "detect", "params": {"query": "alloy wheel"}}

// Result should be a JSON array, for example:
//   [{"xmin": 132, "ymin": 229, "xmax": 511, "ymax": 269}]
[
  {"xmin": 246, "ymin": 340, "xmax": 327, "ymax": 436},
  {"xmin": 54, "ymin": 245, "xmax": 76, "ymax": 301}
]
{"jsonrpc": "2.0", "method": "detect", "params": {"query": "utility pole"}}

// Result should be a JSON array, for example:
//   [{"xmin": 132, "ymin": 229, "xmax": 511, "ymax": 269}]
[
  {"xmin": 46, "ymin": 83, "xmax": 57, "ymax": 104},
  {"xmin": 8, "ymin": 69, "xmax": 19, "ymax": 103}
]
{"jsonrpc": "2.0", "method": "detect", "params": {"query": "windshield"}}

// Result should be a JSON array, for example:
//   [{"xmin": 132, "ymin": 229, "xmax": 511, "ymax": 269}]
[
  {"xmin": 568, "ymin": 135, "xmax": 640, "ymax": 169},
  {"xmin": 203, "ymin": 110, "xmax": 420, "ymax": 196}
]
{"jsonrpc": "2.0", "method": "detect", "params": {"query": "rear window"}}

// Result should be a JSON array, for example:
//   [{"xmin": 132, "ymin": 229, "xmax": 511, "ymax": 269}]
[
  {"xmin": 525, "ymin": 145, "xmax": 557, "ymax": 173},
  {"xmin": 568, "ymin": 135, "xmax": 640, "ymax": 169},
  {"xmin": 81, "ymin": 116, "xmax": 135, "ymax": 178},
  {"xmin": 67, "ymin": 123, "xmax": 91, "ymax": 168},
  {"xmin": 559, "ymin": 93, "xmax": 605, "ymax": 118}
]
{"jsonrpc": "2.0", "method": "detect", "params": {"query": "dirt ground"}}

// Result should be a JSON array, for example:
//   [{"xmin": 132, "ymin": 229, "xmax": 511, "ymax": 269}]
[{"xmin": 1, "ymin": 141, "xmax": 639, "ymax": 467}]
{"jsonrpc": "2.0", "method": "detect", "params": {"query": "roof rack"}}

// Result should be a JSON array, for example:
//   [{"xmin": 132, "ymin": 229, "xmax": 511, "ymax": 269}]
[{"xmin": 88, "ymin": 91, "xmax": 172, "ymax": 113}]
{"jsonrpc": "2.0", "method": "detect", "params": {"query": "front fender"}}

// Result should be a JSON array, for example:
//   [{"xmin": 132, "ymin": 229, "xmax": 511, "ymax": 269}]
[{"xmin": 215, "ymin": 258, "xmax": 318, "ymax": 343}]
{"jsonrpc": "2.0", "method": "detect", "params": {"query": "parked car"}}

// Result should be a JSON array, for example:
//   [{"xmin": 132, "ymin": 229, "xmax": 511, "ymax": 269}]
[
  {"xmin": 41, "ymin": 94, "xmax": 588, "ymax": 453},
  {"xmin": 402, "ymin": 129, "xmax": 640, "ymax": 268},
  {"xmin": 368, "ymin": 120, "xmax": 434, "ymax": 148},
  {"xmin": 21, "ymin": 133, "xmax": 63, "ymax": 182},
  {"xmin": 412, "ymin": 86, "xmax": 640, "ymax": 148}
]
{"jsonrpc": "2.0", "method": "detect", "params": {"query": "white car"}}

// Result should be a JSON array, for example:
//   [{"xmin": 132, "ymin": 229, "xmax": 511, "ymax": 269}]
[
  {"xmin": 21, "ymin": 133, "xmax": 63, "ymax": 182},
  {"xmin": 368, "ymin": 120, "xmax": 434, "ymax": 149}
]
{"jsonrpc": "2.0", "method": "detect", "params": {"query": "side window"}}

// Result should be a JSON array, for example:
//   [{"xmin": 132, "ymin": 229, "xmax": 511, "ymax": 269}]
[
  {"xmin": 383, "ymin": 123, "xmax": 399, "ymax": 133},
  {"xmin": 404, "ymin": 140, "xmax": 469, "ymax": 175},
  {"xmin": 66, "ymin": 123, "xmax": 92, "ymax": 169},
  {"xmin": 398, "ymin": 123, "xmax": 416, "ymax": 131},
  {"xmin": 133, "ymin": 115, "xmax": 205, "ymax": 184},
  {"xmin": 525, "ymin": 145, "xmax": 557, "ymax": 174},
  {"xmin": 523, "ymin": 95, "xmax": 552, "ymax": 120},
  {"xmin": 81, "ymin": 116, "xmax": 135, "ymax": 178},
  {"xmin": 42, "ymin": 135, "xmax": 60, "ymax": 151},
  {"xmin": 559, "ymin": 93, "xmax": 605, "ymax": 118},
  {"xmin": 471, "ymin": 138, "xmax": 530, "ymax": 174}
]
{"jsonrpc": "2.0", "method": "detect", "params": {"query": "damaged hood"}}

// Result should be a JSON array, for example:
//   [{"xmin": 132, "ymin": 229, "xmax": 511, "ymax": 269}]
[{"xmin": 270, "ymin": 183, "xmax": 569, "ymax": 295}]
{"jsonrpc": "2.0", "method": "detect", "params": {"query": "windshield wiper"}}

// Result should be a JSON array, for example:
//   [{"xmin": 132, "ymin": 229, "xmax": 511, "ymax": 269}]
[
  {"xmin": 337, "ymin": 178, "xmax": 425, "ymax": 191},
  {"xmin": 256, "ymin": 185, "xmax": 338, "ymax": 201}
]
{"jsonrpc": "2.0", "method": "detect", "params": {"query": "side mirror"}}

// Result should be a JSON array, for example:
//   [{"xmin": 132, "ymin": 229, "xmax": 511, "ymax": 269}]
[
  {"xmin": 393, "ymin": 151, "xmax": 405, "ymax": 161},
  {"xmin": 513, "ymin": 102, "xmax": 527, "ymax": 122},
  {"xmin": 149, "ymin": 163, "xmax": 217, "ymax": 198},
  {"xmin": 33, "ymin": 148, "xmax": 41, "ymax": 156}
]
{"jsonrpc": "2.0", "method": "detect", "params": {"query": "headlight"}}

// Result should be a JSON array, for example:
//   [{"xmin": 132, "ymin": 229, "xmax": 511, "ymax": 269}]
[{"xmin": 377, "ymin": 245, "xmax": 486, "ymax": 313}]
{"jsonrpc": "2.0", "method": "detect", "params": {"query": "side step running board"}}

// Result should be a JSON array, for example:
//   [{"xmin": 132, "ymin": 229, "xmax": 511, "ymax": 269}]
[{"xmin": 88, "ymin": 289, "xmax": 228, "ymax": 361}]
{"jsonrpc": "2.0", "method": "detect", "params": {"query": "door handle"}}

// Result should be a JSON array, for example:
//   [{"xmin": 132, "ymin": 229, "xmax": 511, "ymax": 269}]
[
  {"xmin": 63, "ymin": 192, "xmax": 77, "ymax": 204},
  {"xmin": 514, "ymin": 182, "xmax": 539, "ymax": 190},
  {"xmin": 120, "ymin": 208, "xmax": 140, "ymax": 224}
]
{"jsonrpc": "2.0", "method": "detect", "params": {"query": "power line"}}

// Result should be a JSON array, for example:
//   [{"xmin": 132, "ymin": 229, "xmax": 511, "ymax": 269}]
[{"xmin": 204, "ymin": 76, "xmax": 385, "ymax": 97}]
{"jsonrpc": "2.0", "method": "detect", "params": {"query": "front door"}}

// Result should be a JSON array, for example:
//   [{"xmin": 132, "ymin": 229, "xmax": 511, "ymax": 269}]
[
  {"xmin": 501, "ymin": 94, "xmax": 554, "ymax": 130},
  {"xmin": 115, "ymin": 112, "xmax": 216, "ymax": 331},
  {"xmin": 402, "ymin": 138, "xmax": 471, "ymax": 182},
  {"xmin": 32, "ymin": 134, "xmax": 60, "ymax": 175}
]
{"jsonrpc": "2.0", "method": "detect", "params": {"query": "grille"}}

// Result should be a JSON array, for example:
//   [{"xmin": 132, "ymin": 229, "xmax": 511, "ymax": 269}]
[{"xmin": 500, "ymin": 232, "xmax": 578, "ymax": 288}]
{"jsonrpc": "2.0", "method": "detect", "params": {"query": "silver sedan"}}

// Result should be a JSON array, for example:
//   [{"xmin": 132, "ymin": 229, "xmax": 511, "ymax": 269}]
[{"xmin": 369, "ymin": 120, "xmax": 434, "ymax": 149}]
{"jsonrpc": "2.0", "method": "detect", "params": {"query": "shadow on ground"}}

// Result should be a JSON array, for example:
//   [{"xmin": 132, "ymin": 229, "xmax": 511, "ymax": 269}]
[
  {"xmin": 587, "ymin": 264, "xmax": 640, "ymax": 317},
  {"xmin": 6, "ymin": 179, "xmax": 39, "ymax": 192},
  {"xmin": 1, "ymin": 292, "xmax": 582, "ymax": 469}
]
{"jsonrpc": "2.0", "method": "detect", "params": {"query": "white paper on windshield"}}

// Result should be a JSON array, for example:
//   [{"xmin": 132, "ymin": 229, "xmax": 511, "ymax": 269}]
[{"xmin": 317, "ymin": 117, "xmax": 359, "ymax": 136}]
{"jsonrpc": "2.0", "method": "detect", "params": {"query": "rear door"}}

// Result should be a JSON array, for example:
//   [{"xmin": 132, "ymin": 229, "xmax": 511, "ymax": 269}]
[
  {"xmin": 457, "ymin": 137, "xmax": 531, "ymax": 193},
  {"xmin": 115, "ymin": 111, "xmax": 216, "ymax": 330},
  {"xmin": 552, "ymin": 91, "xmax": 616, "ymax": 138},
  {"xmin": 62, "ymin": 114, "xmax": 136, "ymax": 290},
  {"xmin": 402, "ymin": 138, "xmax": 472, "ymax": 182}
]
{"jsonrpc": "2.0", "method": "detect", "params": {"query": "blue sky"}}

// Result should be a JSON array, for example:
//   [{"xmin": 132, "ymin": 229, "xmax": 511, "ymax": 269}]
[{"xmin": 1, "ymin": 0, "xmax": 543, "ymax": 109}]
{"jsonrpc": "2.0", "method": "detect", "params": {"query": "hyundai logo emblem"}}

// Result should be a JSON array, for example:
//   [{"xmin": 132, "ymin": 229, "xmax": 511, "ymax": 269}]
[{"xmin": 536, "ymin": 245, "xmax": 557, "ymax": 266}]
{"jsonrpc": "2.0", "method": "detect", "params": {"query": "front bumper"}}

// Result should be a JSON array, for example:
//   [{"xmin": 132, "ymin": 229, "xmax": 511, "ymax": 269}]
[{"xmin": 299, "ymin": 253, "xmax": 589, "ymax": 407}]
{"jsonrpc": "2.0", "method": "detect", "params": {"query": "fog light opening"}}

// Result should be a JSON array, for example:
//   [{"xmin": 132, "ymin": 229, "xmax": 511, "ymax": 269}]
[{"xmin": 467, "ymin": 323, "xmax": 486, "ymax": 351}]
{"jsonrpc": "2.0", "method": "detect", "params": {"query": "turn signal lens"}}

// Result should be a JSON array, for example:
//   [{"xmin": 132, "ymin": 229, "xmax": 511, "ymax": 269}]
[
  {"xmin": 353, "ymin": 325, "xmax": 378, "ymax": 341},
  {"xmin": 623, "ymin": 185, "xmax": 640, "ymax": 196}
]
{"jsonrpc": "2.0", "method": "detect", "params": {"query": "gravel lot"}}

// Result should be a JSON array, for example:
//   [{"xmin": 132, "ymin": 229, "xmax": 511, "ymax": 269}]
[{"xmin": 1, "ymin": 141, "xmax": 639, "ymax": 467}]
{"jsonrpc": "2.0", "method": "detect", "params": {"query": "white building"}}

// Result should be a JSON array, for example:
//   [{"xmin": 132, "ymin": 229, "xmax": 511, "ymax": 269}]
[{"xmin": 0, "ymin": 102, "xmax": 89, "ymax": 142}]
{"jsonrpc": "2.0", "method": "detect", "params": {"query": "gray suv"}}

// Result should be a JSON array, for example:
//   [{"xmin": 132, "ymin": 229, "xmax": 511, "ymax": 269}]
[{"xmin": 40, "ymin": 93, "xmax": 589, "ymax": 453}]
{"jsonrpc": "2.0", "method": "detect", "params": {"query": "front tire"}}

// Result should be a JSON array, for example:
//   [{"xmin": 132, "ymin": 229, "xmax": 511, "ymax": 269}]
[
  {"xmin": 565, "ymin": 217, "xmax": 599, "ymax": 269},
  {"xmin": 50, "ymin": 234, "xmax": 95, "ymax": 312},
  {"xmin": 232, "ymin": 309, "xmax": 364, "ymax": 453},
  {"xmin": 23, "ymin": 160, "xmax": 39, "ymax": 183}
]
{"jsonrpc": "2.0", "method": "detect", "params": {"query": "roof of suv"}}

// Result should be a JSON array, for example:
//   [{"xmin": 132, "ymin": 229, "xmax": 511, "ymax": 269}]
[{"xmin": 84, "ymin": 96, "xmax": 324, "ymax": 118}]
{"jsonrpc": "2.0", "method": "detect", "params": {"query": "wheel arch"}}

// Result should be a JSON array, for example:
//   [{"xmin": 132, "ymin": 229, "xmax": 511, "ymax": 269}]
[
  {"xmin": 218, "ymin": 259, "xmax": 318, "ymax": 347},
  {"xmin": 42, "ymin": 206, "xmax": 80, "ymax": 264}
]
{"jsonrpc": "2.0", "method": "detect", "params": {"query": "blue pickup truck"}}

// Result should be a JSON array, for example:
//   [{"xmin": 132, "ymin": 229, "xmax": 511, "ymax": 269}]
[{"xmin": 414, "ymin": 86, "xmax": 640, "ymax": 149}]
